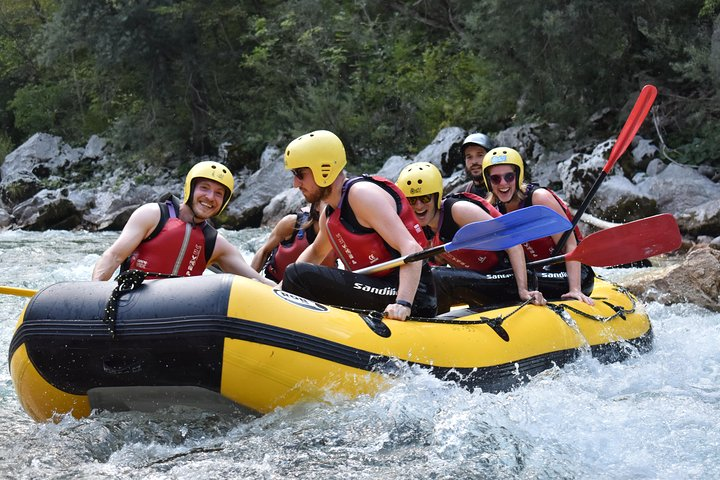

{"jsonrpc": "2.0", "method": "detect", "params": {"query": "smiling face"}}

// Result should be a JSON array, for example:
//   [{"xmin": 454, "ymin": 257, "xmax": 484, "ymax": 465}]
[
  {"xmin": 487, "ymin": 164, "xmax": 518, "ymax": 204},
  {"xmin": 408, "ymin": 194, "xmax": 438, "ymax": 227},
  {"xmin": 464, "ymin": 144, "xmax": 489, "ymax": 182},
  {"xmin": 191, "ymin": 179, "xmax": 227, "ymax": 219}
]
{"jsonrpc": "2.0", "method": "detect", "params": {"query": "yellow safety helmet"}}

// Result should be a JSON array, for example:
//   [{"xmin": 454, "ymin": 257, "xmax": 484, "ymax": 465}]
[
  {"xmin": 284, "ymin": 130, "xmax": 347, "ymax": 187},
  {"xmin": 396, "ymin": 162, "xmax": 443, "ymax": 208},
  {"xmin": 183, "ymin": 161, "xmax": 235, "ymax": 214},
  {"xmin": 482, "ymin": 147, "xmax": 525, "ymax": 191}
]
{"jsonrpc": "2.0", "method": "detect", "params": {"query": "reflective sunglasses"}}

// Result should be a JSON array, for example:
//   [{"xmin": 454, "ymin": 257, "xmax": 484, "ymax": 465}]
[
  {"xmin": 291, "ymin": 168, "xmax": 307, "ymax": 180},
  {"xmin": 408, "ymin": 194, "xmax": 433, "ymax": 205},
  {"xmin": 489, "ymin": 172, "xmax": 516, "ymax": 185}
]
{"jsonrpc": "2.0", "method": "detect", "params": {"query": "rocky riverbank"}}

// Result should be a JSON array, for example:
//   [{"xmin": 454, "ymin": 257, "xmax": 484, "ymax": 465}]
[{"xmin": 1, "ymin": 125, "xmax": 719, "ymax": 310}]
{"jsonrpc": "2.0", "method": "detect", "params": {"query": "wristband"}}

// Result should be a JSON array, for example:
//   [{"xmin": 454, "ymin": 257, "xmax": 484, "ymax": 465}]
[{"xmin": 395, "ymin": 299, "xmax": 412, "ymax": 309}]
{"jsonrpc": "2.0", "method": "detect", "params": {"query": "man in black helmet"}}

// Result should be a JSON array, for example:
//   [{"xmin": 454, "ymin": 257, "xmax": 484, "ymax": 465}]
[{"xmin": 450, "ymin": 132, "xmax": 496, "ymax": 197}]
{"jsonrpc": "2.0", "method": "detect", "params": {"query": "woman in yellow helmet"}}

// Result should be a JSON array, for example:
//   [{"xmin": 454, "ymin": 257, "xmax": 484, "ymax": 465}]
[
  {"xmin": 92, "ymin": 161, "xmax": 275, "ymax": 286},
  {"xmin": 483, "ymin": 147, "xmax": 594, "ymax": 305},
  {"xmin": 396, "ymin": 162, "xmax": 545, "ymax": 312}
]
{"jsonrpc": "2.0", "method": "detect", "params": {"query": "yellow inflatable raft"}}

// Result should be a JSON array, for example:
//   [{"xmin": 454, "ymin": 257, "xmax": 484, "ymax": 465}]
[{"xmin": 9, "ymin": 274, "xmax": 652, "ymax": 422}]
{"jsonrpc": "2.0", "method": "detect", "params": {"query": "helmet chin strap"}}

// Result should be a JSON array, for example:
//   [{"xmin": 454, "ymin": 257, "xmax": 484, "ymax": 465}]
[{"xmin": 185, "ymin": 201, "xmax": 205, "ymax": 225}]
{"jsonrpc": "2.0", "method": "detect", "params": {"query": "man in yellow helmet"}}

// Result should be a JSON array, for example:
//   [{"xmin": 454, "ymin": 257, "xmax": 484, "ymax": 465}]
[
  {"xmin": 281, "ymin": 130, "xmax": 436, "ymax": 320},
  {"xmin": 92, "ymin": 161, "xmax": 275, "ymax": 285}
]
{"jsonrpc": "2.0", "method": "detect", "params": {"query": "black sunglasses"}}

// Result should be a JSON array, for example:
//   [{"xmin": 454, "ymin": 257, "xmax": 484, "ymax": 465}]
[
  {"xmin": 489, "ymin": 172, "xmax": 516, "ymax": 185},
  {"xmin": 291, "ymin": 168, "xmax": 307, "ymax": 180}
]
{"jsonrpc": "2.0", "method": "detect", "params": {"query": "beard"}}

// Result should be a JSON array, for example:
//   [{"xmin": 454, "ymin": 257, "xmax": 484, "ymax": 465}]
[
  {"xmin": 469, "ymin": 171, "xmax": 484, "ymax": 184},
  {"xmin": 303, "ymin": 185, "xmax": 331, "ymax": 204}
]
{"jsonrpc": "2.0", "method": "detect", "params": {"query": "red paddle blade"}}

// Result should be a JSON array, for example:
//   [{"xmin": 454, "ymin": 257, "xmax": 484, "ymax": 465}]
[
  {"xmin": 567, "ymin": 213, "xmax": 681, "ymax": 267},
  {"xmin": 604, "ymin": 84, "xmax": 658, "ymax": 173}
]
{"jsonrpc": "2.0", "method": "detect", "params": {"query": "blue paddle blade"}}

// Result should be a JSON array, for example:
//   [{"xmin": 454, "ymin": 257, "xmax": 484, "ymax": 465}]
[{"xmin": 447, "ymin": 205, "xmax": 572, "ymax": 252}]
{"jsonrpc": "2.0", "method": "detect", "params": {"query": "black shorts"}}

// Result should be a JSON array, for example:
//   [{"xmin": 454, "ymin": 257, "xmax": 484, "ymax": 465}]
[{"xmin": 282, "ymin": 263, "xmax": 437, "ymax": 317}]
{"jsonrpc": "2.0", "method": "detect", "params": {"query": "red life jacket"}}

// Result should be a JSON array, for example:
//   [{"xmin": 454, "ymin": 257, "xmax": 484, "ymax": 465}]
[
  {"xmin": 498, "ymin": 185, "xmax": 583, "ymax": 261},
  {"xmin": 264, "ymin": 211, "xmax": 337, "ymax": 282},
  {"xmin": 431, "ymin": 193, "xmax": 504, "ymax": 272},
  {"xmin": 125, "ymin": 197, "xmax": 217, "ymax": 277},
  {"xmin": 326, "ymin": 175, "xmax": 427, "ymax": 277}
]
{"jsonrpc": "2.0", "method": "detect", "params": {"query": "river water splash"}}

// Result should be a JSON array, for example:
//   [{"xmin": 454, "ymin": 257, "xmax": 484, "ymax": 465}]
[{"xmin": 1, "ymin": 230, "xmax": 718, "ymax": 479}]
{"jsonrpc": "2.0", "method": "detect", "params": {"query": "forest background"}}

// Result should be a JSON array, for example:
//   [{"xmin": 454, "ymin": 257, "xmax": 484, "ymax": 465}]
[{"xmin": 1, "ymin": 0, "xmax": 719, "ymax": 175}]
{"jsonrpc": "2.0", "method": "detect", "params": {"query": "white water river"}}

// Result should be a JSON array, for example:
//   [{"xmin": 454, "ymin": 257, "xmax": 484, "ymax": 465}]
[{"xmin": 1, "ymin": 229, "xmax": 719, "ymax": 479}]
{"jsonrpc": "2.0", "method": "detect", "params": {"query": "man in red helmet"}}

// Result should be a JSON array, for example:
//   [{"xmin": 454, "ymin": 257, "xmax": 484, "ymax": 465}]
[{"xmin": 92, "ymin": 161, "xmax": 275, "ymax": 285}]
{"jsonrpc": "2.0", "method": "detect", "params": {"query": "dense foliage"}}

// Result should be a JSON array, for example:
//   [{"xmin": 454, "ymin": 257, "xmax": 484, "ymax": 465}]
[{"xmin": 0, "ymin": 0, "xmax": 718, "ymax": 170}]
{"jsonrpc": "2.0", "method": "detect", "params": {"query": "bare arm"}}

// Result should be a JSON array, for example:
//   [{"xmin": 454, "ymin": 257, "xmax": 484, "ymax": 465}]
[
  {"xmin": 250, "ymin": 214, "xmax": 297, "ymax": 272},
  {"xmin": 532, "ymin": 189, "xmax": 593, "ymax": 305},
  {"xmin": 295, "ymin": 208, "xmax": 334, "ymax": 265},
  {"xmin": 92, "ymin": 203, "xmax": 161, "ymax": 281},
  {"xmin": 451, "ymin": 202, "xmax": 545, "ymax": 305},
  {"xmin": 351, "ymin": 183, "xmax": 423, "ymax": 321},
  {"xmin": 211, "ymin": 235, "xmax": 276, "ymax": 286}
]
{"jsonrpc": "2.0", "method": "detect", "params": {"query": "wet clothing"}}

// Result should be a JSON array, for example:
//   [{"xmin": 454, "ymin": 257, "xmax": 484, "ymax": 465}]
[
  {"xmin": 263, "ymin": 211, "xmax": 336, "ymax": 283},
  {"xmin": 283, "ymin": 175, "xmax": 436, "ymax": 316},
  {"xmin": 124, "ymin": 196, "xmax": 217, "ymax": 277}
]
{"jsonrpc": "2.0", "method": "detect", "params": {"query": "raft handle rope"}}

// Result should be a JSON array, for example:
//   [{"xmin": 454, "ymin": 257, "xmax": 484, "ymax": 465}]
[
  {"xmin": 341, "ymin": 298, "xmax": 533, "ymax": 342},
  {"xmin": 548, "ymin": 286, "xmax": 637, "ymax": 324},
  {"xmin": 340, "ymin": 286, "xmax": 637, "ymax": 341},
  {"xmin": 103, "ymin": 269, "xmax": 178, "ymax": 337}
]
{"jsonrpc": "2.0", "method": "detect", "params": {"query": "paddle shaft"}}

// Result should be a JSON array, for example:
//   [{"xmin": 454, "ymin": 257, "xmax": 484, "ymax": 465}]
[
  {"xmin": 553, "ymin": 84, "xmax": 657, "ymax": 254},
  {"xmin": 0, "ymin": 286, "xmax": 38, "ymax": 297},
  {"xmin": 354, "ymin": 206, "xmax": 571, "ymax": 275}
]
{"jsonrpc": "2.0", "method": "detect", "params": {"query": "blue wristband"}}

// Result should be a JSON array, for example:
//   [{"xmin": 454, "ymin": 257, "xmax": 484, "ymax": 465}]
[{"xmin": 395, "ymin": 299, "xmax": 412, "ymax": 309}]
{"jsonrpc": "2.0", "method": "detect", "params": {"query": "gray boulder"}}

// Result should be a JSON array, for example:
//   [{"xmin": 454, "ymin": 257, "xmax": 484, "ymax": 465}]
[
  {"xmin": 557, "ymin": 139, "xmax": 616, "ymax": 205},
  {"xmin": 629, "ymin": 138, "xmax": 658, "ymax": 172},
  {"xmin": 0, "ymin": 171, "xmax": 42, "ymax": 206},
  {"xmin": 375, "ymin": 155, "xmax": 412, "ymax": 183},
  {"xmin": 260, "ymin": 189, "xmax": 307, "ymax": 227},
  {"xmin": 636, "ymin": 163, "xmax": 720, "ymax": 214},
  {"xmin": 12, "ymin": 189, "xmax": 83, "ymax": 230},
  {"xmin": 582, "ymin": 174, "xmax": 658, "ymax": 222},
  {"xmin": 83, "ymin": 135, "xmax": 108, "ymax": 160},
  {"xmin": 623, "ymin": 246, "xmax": 720, "ymax": 312},
  {"xmin": 676, "ymin": 199, "xmax": 720, "ymax": 237},
  {"xmin": 223, "ymin": 145, "xmax": 293, "ymax": 228},
  {"xmin": 412, "ymin": 126, "xmax": 465, "ymax": 175}
]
